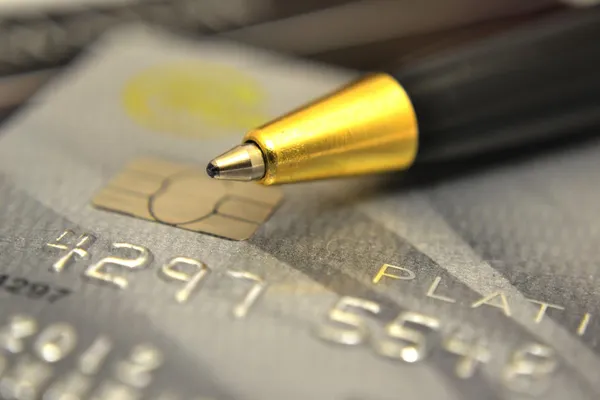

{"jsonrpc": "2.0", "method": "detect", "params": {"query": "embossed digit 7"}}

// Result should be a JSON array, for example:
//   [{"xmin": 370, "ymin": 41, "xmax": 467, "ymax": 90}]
[
  {"xmin": 84, "ymin": 243, "xmax": 153, "ymax": 289},
  {"xmin": 316, "ymin": 296, "xmax": 381, "ymax": 346}
]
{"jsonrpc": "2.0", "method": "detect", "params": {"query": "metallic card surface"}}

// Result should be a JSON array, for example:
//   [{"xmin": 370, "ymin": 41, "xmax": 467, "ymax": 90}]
[
  {"xmin": 91, "ymin": 157, "xmax": 282, "ymax": 240},
  {"xmin": 0, "ymin": 25, "xmax": 600, "ymax": 400}
]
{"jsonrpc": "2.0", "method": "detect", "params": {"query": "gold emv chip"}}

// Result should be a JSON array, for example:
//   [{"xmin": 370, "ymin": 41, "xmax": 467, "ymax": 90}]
[{"xmin": 91, "ymin": 157, "xmax": 283, "ymax": 240}]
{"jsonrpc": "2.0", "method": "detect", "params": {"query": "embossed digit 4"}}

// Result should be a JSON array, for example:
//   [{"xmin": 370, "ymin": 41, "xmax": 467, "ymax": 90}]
[{"xmin": 442, "ymin": 332, "xmax": 491, "ymax": 379}]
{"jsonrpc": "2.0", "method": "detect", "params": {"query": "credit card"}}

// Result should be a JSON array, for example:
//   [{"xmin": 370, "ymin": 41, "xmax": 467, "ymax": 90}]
[{"xmin": 0, "ymin": 25, "xmax": 599, "ymax": 400}]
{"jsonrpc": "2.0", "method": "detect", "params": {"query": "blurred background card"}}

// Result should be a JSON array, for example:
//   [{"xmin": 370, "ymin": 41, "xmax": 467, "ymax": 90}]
[{"xmin": 0, "ymin": 0, "xmax": 587, "ymax": 117}]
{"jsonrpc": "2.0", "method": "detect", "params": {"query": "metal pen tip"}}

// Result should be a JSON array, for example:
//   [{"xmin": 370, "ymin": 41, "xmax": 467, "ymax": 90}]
[
  {"xmin": 206, "ymin": 143, "xmax": 266, "ymax": 182},
  {"xmin": 206, "ymin": 162, "xmax": 219, "ymax": 178}
]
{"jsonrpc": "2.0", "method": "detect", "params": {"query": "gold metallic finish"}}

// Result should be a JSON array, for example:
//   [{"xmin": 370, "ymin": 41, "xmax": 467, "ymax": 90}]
[{"xmin": 244, "ymin": 73, "xmax": 418, "ymax": 185}]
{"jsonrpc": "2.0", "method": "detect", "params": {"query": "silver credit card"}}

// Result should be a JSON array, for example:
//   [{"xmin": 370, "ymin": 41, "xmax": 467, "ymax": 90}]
[{"xmin": 0, "ymin": 25, "xmax": 599, "ymax": 400}]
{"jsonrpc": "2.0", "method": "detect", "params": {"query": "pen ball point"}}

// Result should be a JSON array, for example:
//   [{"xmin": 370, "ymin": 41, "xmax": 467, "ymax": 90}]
[{"xmin": 206, "ymin": 162, "xmax": 219, "ymax": 178}]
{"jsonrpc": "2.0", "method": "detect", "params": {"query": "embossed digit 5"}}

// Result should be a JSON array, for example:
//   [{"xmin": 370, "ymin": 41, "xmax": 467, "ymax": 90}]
[
  {"xmin": 84, "ymin": 243, "xmax": 153, "ymax": 289},
  {"xmin": 374, "ymin": 311, "xmax": 440, "ymax": 363},
  {"xmin": 316, "ymin": 297, "xmax": 381, "ymax": 346}
]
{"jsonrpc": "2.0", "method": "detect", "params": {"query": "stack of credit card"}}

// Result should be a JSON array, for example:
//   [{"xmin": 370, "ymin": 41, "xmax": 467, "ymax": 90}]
[{"xmin": 0, "ymin": 25, "xmax": 599, "ymax": 400}]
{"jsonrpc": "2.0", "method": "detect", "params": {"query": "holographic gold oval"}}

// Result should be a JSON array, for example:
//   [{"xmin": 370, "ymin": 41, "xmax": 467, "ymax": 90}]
[{"xmin": 243, "ymin": 73, "xmax": 418, "ymax": 185}]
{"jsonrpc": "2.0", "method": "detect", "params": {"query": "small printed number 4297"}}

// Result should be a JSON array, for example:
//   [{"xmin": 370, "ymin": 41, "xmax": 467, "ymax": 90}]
[{"xmin": 0, "ymin": 274, "xmax": 71, "ymax": 303}]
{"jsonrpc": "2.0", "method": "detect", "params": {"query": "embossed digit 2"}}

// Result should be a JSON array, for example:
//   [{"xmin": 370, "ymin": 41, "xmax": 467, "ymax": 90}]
[{"xmin": 84, "ymin": 243, "xmax": 153, "ymax": 289}]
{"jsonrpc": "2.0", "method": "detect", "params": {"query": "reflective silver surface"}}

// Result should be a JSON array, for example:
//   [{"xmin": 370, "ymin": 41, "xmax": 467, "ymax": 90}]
[{"xmin": 207, "ymin": 143, "xmax": 266, "ymax": 181}]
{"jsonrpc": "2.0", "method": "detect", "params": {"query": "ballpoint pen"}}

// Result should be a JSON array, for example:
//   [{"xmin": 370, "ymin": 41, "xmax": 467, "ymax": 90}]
[{"xmin": 207, "ymin": 8, "xmax": 600, "ymax": 185}]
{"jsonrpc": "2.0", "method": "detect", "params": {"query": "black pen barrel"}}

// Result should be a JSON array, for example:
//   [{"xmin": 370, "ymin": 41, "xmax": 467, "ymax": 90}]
[{"xmin": 393, "ymin": 8, "xmax": 600, "ymax": 162}]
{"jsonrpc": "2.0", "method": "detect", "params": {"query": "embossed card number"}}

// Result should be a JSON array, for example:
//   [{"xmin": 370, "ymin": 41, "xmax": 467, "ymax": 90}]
[
  {"xmin": 42, "ymin": 229, "xmax": 562, "ymax": 395},
  {"xmin": 44, "ymin": 230, "xmax": 267, "ymax": 319},
  {"xmin": 315, "ymin": 295, "xmax": 558, "ymax": 394}
]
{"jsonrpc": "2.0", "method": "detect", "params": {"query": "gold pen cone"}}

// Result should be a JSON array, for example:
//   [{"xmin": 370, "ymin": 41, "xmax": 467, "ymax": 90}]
[{"xmin": 244, "ymin": 73, "xmax": 419, "ymax": 185}]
